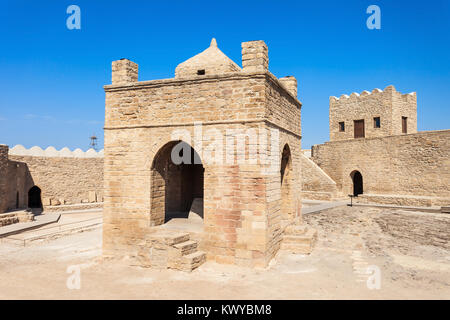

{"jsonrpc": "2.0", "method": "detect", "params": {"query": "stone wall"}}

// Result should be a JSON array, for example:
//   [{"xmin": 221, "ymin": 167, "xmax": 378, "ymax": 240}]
[
  {"xmin": 1, "ymin": 146, "xmax": 104, "ymax": 212},
  {"xmin": 311, "ymin": 130, "xmax": 450, "ymax": 205},
  {"xmin": 329, "ymin": 86, "xmax": 417, "ymax": 141},
  {"xmin": 0, "ymin": 145, "xmax": 8, "ymax": 213},
  {"xmin": 301, "ymin": 153, "xmax": 339, "ymax": 200}
]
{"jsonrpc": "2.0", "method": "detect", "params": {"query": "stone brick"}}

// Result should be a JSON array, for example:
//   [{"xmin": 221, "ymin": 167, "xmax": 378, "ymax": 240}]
[
  {"xmin": 112, "ymin": 59, "xmax": 138, "ymax": 85},
  {"xmin": 88, "ymin": 191, "xmax": 97, "ymax": 203},
  {"xmin": 242, "ymin": 40, "xmax": 268, "ymax": 73}
]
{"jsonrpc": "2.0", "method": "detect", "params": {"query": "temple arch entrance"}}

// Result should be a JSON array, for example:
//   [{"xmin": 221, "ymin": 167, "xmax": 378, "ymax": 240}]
[
  {"xmin": 150, "ymin": 141, "xmax": 204, "ymax": 225},
  {"xmin": 28, "ymin": 186, "xmax": 42, "ymax": 208},
  {"xmin": 280, "ymin": 144, "xmax": 294, "ymax": 220},
  {"xmin": 351, "ymin": 170, "xmax": 363, "ymax": 196}
]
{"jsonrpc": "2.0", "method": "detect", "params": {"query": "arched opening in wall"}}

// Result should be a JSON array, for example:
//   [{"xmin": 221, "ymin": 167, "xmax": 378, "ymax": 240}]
[
  {"xmin": 351, "ymin": 171, "xmax": 363, "ymax": 196},
  {"xmin": 280, "ymin": 144, "xmax": 294, "ymax": 220},
  {"xmin": 28, "ymin": 186, "xmax": 42, "ymax": 208},
  {"xmin": 151, "ymin": 141, "xmax": 204, "ymax": 225}
]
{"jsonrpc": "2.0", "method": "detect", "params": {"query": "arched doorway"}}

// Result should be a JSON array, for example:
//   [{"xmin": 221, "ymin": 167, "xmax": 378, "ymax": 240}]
[
  {"xmin": 351, "ymin": 171, "xmax": 363, "ymax": 196},
  {"xmin": 151, "ymin": 141, "xmax": 204, "ymax": 225},
  {"xmin": 28, "ymin": 186, "xmax": 42, "ymax": 208},
  {"xmin": 280, "ymin": 144, "xmax": 294, "ymax": 220}
]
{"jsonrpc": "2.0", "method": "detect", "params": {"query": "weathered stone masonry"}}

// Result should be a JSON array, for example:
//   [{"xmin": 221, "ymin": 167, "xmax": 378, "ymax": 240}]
[
  {"xmin": 0, "ymin": 145, "xmax": 9, "ymax": 213},
  {"xmin": 0, "ymin": 145, "xmax": 104, "ymax": 213},
  {"xmin": 103, "ymin": 39, "xmax": 305, "ymax": 268},
  {"xmin": 307, "ymin": 85, "xmax": 450, "ymax": 206},
  {"xmin": 329, "ymin": 85, "xmax": 417, "ymax": 141},
  {"xmin": 312, "ymin": 129, "xmax": 450, "ymax": 206}
]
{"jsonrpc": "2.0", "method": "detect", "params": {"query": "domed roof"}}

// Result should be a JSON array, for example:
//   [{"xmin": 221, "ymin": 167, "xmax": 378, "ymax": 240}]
[{"xmin": 175, "ymin": 38, "xmax": 241, "ymax": 78}]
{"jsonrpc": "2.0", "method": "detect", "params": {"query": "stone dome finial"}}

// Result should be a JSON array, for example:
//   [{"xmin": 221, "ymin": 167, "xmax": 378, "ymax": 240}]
[{"xmin": 175, "ymin": 37, "xmax": 241, "ymax": 78}]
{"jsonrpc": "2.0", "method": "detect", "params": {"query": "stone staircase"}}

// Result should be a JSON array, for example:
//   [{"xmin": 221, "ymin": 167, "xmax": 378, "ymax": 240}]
[
  {"xmin": 281, "ymin": 224, "xmax": 318, "ymax": 254},
  {"xmin": 0, "ymin": 210, "xmax": 33, "ymax": 227},
  {"xmin": 143, "ymin": 230, "xmax": 206, "ymax": 272},
  {"xmin": 0, "ymin": 213, "xmax": 19, "ymax": 227}
]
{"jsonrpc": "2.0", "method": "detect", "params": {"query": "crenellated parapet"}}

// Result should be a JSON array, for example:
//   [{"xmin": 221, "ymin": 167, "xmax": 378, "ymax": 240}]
[
  {"xmin": 330, "ymin": 85, "xmax": 416, "ymax": 102},
  {"xmin": 2, "ymin": 143, "xmax": 104, "ymax": 212},
  {"xmin": 329, "ymin": 85, "xmax": 417, "ymax": 141},
  {"xmin": 8, "ymin": 145, "xmax": 104, "ymax": 158}
]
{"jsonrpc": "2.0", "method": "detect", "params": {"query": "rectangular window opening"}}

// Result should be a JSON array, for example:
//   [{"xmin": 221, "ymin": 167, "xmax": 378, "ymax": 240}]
[
  {"xmin": 402, "ymin": 116, "xmax": 408, "ymax": 133},
  {"xmin": 197, "ymin": 69, "xmax": 206, "ymax": 75},
  {"xmin": 373, "ymin": 117, "xmax": 381, "ymax": 128},
  {"xmin": 339, "ymin": 122, "xmax": 345, "ymax": 132},
  {"xmin": 354, "ymin": 119, "xmax": 365, "ymax": 138}
]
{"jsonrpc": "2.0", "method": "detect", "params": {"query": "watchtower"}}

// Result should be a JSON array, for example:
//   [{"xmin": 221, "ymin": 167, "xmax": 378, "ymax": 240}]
[{"xmin": 329, "ymin": 85, "xmax": 417, "ymax": 141}]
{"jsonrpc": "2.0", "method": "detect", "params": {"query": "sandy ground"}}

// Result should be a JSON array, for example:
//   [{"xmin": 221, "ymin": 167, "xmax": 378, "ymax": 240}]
[{"xmin": 0, "ymin": 206, "xmax": 449, "ymax": 300}]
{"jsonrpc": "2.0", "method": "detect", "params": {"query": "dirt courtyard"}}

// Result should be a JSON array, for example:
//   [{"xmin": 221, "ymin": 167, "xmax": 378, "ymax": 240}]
[{"xmin": 0, "ymin": 206, "xmax": 449, "ymax": 300}]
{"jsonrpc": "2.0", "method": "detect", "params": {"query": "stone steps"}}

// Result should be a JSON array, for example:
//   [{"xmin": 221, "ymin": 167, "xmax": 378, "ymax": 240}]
[
  {"xmin": 281, "ymin": 225, "xmax": 317, "ymax": 254},
  {"xmin": 284, "ymin": 225, "xmax": 307, "ymax": 235},
  {"xmin": 181, "ymin": 251, "xmax": 206, "ymax": 272},
  {"xmin": 0, "ymin": 210, "xmax": 33, "ymax": 227},
  {"xmin": 169, "ymin": 236, "xmax": 205, "ymax": 271},
  {"xmin": 0, "ymin": 213, "xmax": 18, "ymax": 219},
  {"xmin": 0, "ymin": 215, "xmax": 19, "ymax": 227},
  {"xmin": 174, "ymin": 240, "xmax": 198, "ymax": 254},
  {"xmin": 146, "ymin": 230, "xmax": 206, "ymax": 272},
  {"xmin": 0, "ymin": 212, "xmax": 19, "ymax": 227},
  {"xmin": 156, "ymin": 232, "xmax": 190, "ymax": 246}
]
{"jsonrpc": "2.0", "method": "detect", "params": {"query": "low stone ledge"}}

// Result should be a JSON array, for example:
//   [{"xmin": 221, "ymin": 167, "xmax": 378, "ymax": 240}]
[
  {"xmin": 44, "ymin": 202, "xmax": 103, "ymax": 213},
  {"xmin": 355, "ymin": 194, "xmax": 450, "ymax": 207},
  {"xmin": 302, "ymin": 191, "xmax": 335, "ymax": 201}
]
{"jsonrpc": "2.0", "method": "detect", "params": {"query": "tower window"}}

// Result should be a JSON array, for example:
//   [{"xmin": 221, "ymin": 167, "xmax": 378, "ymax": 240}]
[
  {"xmin": 402, "ymin": 116, "xmax": 408, "ymax": 133},
  {"xmin": 197, "ymin": 69, "xmax": 205, "ymax": 75},
  {"xmin": 373, "ymin": 117, "xmax": 381, "ymax": 128},
  {"xmin": 339, "ymin": 122, "xmax": 345, "ymax": 132},
  {"xmin": 354, "ymin": 119, "xmax": 365, "ymax": 138}
]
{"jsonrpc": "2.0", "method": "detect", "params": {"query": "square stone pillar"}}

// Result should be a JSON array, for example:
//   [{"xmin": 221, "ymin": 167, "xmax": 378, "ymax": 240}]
[
  {"xmin": 112, "ymin": 59, "xmax": 138, "ymax": 85},
  {"xmin": 241, "ymin": 40, "xmax": 268, "ymax": 73},
  {"xmin": 279, "ymin": 76, "xmax": 298, "ymax": 98}
]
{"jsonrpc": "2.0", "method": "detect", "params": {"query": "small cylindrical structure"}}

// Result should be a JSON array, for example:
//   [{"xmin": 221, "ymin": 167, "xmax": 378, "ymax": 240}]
[
  {"xmin": 112, "ymin": 59, "xmax": 138, "ymax": 85},
  {"xmin": 241, "ymin": 40, "xmax": 268, "ymax": 73}
]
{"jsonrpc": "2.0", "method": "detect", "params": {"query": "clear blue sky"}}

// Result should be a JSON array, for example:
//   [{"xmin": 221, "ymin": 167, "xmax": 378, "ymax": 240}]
[{"xmin": 0, "ymin": 0, "xmax": 449, "ymax": 150}]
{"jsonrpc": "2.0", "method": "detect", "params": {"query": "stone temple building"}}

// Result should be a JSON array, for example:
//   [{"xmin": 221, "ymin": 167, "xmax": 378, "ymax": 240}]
[{"xmin": 102, "ymin": 38, "xmax": 315, "ymax": 270}]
